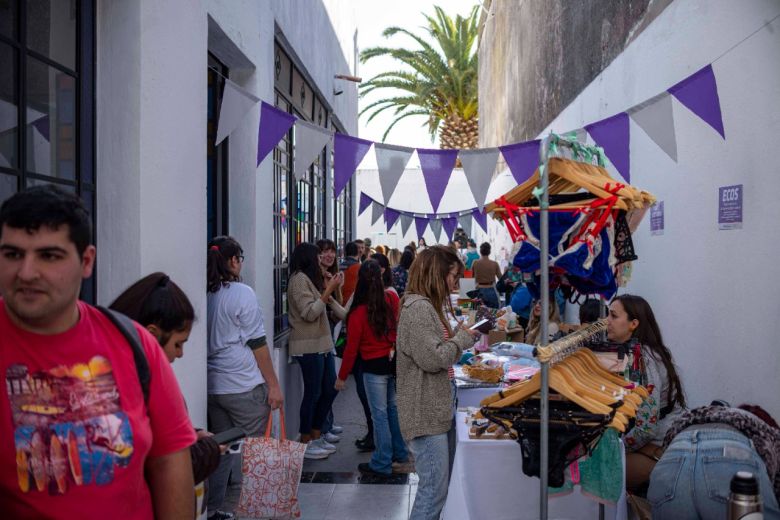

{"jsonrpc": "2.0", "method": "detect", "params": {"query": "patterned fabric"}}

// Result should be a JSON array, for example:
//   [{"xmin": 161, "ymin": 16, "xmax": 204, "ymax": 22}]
[
  {"xmin": 236, "ymin": 432, "xmax": 307, "ymax": 518},
  {"xmin": 662, "ymin": 406, "xmax": 780, "ymax": 500},
  {"xmin": 391, "ymin": 266, "xmax": 409, "ymax": 297}
]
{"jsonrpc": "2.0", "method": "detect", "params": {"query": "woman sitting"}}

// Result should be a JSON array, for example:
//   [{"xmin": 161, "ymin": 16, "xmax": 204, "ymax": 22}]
[
  {"xmin": 607, "ymin": 294, "xmax": 686, "ymax": 493},
  {"xmin": 334, "ymin": 260, "xmax": 411, "ymax": 477},
  {"xmin": 524, "ymin": 299, "xmax": 561, "ymax": 345}
]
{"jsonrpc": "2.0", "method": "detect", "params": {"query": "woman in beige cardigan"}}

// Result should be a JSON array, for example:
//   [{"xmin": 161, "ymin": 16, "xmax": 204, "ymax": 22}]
[
  {"xmin": 287, "ymin": 242, "xmax": 346, "ymax": 460},
  {"xmin": 396, "ymin": 246, "xmax": 478, "ymax": 519}
]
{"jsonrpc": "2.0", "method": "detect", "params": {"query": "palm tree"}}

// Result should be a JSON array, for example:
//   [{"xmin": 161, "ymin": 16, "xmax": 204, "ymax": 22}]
[{"xmin": 359, "ymin": 5, "xmax": 480, "ymax": 149}]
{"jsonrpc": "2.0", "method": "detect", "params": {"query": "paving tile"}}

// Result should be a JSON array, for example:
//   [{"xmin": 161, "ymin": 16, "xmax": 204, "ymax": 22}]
[
  {"xmin": 298, "ymin": 483, "xmax": 336, "ymax": 496},
  {"xmin": 324, "ymin": 491, "xmax": 410, "ymax": 520},
  {"xmin": 298, "ymin": 492, "xmax": 331, "ymax": 520},
  {"xmin": 332, "ymin": 483, "xmax": 411, "ymax": 496}
]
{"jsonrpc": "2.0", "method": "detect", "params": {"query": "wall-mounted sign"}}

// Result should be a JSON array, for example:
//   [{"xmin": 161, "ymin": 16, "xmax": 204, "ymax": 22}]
[
  {"xmin": 718, "ymin": 184, "xmax": 743, "ymax": 230},
  {"xmin": 650, "ymin": 201, "xmax": 664, "ymax": 236}
]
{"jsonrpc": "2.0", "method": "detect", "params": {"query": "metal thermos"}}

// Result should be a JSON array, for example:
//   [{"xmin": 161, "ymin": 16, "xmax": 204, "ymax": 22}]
[{"xmin": 728, "ymin": 471, "xmax": 763, "ymax": 520}]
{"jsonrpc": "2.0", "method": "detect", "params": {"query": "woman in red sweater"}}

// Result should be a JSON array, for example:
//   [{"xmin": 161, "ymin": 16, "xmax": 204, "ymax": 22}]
[{"xmin": 335, "ymin": 260, "xmax": 411, "ymax": 477}]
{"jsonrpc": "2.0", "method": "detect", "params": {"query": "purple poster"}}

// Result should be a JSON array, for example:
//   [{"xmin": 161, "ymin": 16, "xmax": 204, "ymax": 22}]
[
  {"xmin": 718, "ymin": 184, "xmax": 743, "ymax": 230},
  {"xmin": 650, "ymin": 201, "xmax": 664, "ymax": 236}
]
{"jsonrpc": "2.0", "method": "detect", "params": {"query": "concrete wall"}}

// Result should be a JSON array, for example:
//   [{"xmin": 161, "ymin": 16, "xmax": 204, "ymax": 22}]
[
  {"xmin": 96, "ymin": 0, "xmax": 358, "ymax": 430},
  {"xmin": 478, "ymin": 0, "xmax": 672, "ymax": 148},
  {"xmin": 484, "ymin": 0, "xmax": 780, "ymax": 416}
]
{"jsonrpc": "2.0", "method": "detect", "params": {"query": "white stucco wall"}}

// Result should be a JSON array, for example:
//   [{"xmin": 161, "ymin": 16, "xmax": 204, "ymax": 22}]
[
  {"xmin": 537, "ymin": 0, "xmax": 780, "ymax": 416},
  {"xmin": 97, "ymin": 0, "xmax": 358, "ymax": 431}
]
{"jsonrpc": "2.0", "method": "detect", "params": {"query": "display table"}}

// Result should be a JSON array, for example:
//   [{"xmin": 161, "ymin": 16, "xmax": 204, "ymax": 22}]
[
  {"xmin": 456, "ymin": 386, "xmax": 499, "ymax": 409},
  {"xmin": 442, "ymin": 412, "xmax": 627, "ymax": 520}
]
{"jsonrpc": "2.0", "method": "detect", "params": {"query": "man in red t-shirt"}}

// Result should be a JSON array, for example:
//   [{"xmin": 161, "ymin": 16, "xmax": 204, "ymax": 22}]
[{"xmin": 0, "ymin": 186, "xmax": 196, "ymax": 519}]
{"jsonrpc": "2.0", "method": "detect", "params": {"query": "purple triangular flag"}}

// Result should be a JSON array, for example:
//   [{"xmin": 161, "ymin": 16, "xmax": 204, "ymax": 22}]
[
  {"xmin": 257, "ymin": 102, "xmax": 296, "ymax": 166},
  {"xmin": 472, "ymin": 208, "xmax": 487, "ymax": 232},
  {"xmin": 417, "ymin": 148, "xmax": 458, "ymax": 212},
  {"xmin": 442, "ymin": 216, "xmax": 458, "ymax": 239},
  {"xmin": 415, "ymin": 216, "xmax": 429, "ymax": 239},
  {"xmin": 358, "ymin": 193, "xmax": 372, "ymax": 215},
  {"xmin": 585, "ymin": 112, "xmax": 631, "ymax": 183},
  {"xmin": 385, "ymin": 208, "xmax": 401, "ymax": 231},
  {"xmin": 334, "ymin": 134, "xmax": 373, "ymax": 198},
  {"xmin": 668, "ymin": 64, "xmax": 725, "ymax": 139},
  {"xmin": 499, "ymin": 140, "xmax": 540, "ymax": 185}
]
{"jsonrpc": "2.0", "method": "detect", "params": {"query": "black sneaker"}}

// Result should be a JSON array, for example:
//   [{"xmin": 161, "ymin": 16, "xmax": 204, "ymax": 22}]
[
  {"xmin": 358, "ymin": 462, "xmax": 391, "ymax": 478},
  {"xmin": 207, "ymin": 511, "xmax": 235, "ymax": 520},
  {"xmin": 356, "ymin": 437, "xmax": 375, "ymax": 452}
]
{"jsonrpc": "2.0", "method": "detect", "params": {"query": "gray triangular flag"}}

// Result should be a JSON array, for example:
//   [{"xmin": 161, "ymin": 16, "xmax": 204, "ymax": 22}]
[
  {"xmin": 460, "ymin": 148, "xmax": 500, "ymax": 210},
  {"xmin": 371, "ymin": 201, "xmax": 384, "ymax": 225},
  {"xmin": 629, "ymin": 92, "xmax": 678, "ymax": 162},
  {"xmin": 294, "ymin": 120, "xmax": 332, "ymax": 180},
  {"xmin": 430, "ymin": 219, "xmax": 443, "ymax": 243},
  {"xmin": 458, "ymin": 213, "xmax": 473, "ymax": 238},
  {"xmin": 400, "ymin": 214, "xmax": 413, "ymax": 236},
  {"xmin": 216, "ymin": 79, "xmax": 260, "ymax": 145},
  {"xmin": 375, "ymin": 143, "xmax": 414, "ymax": 203}
]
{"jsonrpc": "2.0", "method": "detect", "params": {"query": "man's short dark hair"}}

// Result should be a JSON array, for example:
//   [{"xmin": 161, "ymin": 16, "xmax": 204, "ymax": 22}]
[
  {"xmin": 345, "ymin": 241, "xmax": 359, "ymax": 257},
  {"xmin": 480, "ymin": 242, "xmax": 491, "ymax": 256},
  {"xmin": 0, "ymin": 186, "xmax": 92, "ymax": 257},
  {"xmin": 579, "ymin": 299, "xmax": 602, "ymax": 324}
]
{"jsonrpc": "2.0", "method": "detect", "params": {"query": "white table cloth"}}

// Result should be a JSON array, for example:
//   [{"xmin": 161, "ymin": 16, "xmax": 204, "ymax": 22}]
[
  {"xmin": 442, "ymin": 412, "xmax": 627, "ymax": 520},
  {"xmin": 456, "ymin": 386, "xmax": 499, "ymax": 409}
]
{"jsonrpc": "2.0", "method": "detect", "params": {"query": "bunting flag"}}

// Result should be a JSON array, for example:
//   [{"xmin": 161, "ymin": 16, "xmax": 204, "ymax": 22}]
[
  {"xmin": 358, "ymin": 192, "xmax": 372, "ymax": 215},
  {"xmin": 256, "ymin": 102, "xmax": 295, "ymax": 166},
  {"xmin": 668, "ymin": 64, "xmax": 725, "ymax": 139},
  {"xmin": 384, "ymin": 208, "xmax": 401, "ymax": 231},
  {"xmin": 429, "ymin": 219, "xmax": 444, "ymax": 243},
  {"xmin": 293, "ymin": 120, "xmax": 332, "ymax": 180},
  {"xmin": 216, "ymin": 79, "xmax": 260, "ymax": 145},
  {"xmin": 375, "ymin": 143, "xmax": 414, "ymax": 204},
  {"xmin": 585, "ymin": 112, "xmax": 631, "ymax": 183},
  {"xmin": 334, "ymin": 134, "xmax": 373, "ymax": 197},
  {"xmin": 400, "ymin": 214, "xmax": 414, "ymax": 236},
  {"xmin": 415, "ymin": 216, "xmax": 429, "ymax": 239},
  {"xmin": 458, "ymin": 213, "xmax": 473, "ymax": 238},
  {"xmin": 472, "ymin": 208, "xmax": 488, "ymax": 233},
  {"xmin": 418, "ymin": 148, "xmax": 458, "ymax": 213},
  {"xmin": 460, "ymin": 148, "xmax": 500, "ymax": 210},
  {"xmin": 629, "ymin": 93, "xmax": 678, "ymax": 162},
  {"xmin": 442, "ymin": 216, "xmax": 458, "ymax": 240},
  {"xmin": 371, "ymin": 201, "xmax": 385, "ymax": 225},
  {"xmin": 499, "ymin": 140, "xmax": 541, "ymax": 185}
]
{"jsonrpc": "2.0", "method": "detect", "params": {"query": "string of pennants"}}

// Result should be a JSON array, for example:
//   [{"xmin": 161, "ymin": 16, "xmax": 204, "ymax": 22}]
[
  {"xmin": 357, "ymin": 192, "xmax": 488, "ymax": 243},
  {"xmin": 216, "ymin": 64, "xmax": 725, "ymax": 212}
]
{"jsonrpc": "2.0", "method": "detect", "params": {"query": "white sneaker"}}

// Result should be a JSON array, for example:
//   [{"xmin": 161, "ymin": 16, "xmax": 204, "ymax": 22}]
[
  {"xmin": 330, "ymin": 425, "xmax": 344, "ymax": 434},
  {"xmin": 323, "ymin": 431, "xmax": 340, "ymax": 443},
  {"xmin": 304, "ymin": 441, "xmax": 330, "ymax": 459},
  {"xmin": 313, "ymin": 437, "xmax": 337, "ymax": 453}
]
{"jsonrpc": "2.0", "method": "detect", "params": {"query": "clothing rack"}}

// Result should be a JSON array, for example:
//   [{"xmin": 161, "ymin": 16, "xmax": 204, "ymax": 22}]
[
  {"xmin": 534, "ymin": 319, "xmax": 607, "ymax": 363},
  {"xmin": 536, "ymin": 133, "xmax": 609, "ymax": 519}
]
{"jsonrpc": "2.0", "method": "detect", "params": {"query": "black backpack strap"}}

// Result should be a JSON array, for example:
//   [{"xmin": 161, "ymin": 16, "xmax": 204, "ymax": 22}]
[{"xmin": 97, "ymin": 306, "xmax": 151, "ymax": 404}]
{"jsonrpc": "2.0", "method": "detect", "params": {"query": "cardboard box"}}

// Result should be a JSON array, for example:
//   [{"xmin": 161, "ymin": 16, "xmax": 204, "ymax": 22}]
[{"xmin": 488, "ymin": 327, "xmax": 525, "ymax": 345}]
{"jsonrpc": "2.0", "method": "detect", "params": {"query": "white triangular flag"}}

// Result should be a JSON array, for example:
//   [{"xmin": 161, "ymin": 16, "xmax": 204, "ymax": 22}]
[
  {"xmin": 216, "ymin": 79, "xmax": 260, "ymax": 145},
  {"xmin": 430, "ymin": 219, "xmax": 443, "ymax": 243},
  {"xmin": 460, "ymin": 148, "xmax": 500, "ymax": 210},
  {"xmin": 629, "ymin": 92, "xmax": 678, "ymax": 162},
  {"xmin": 400, "ymin": 214, "xmax": 413, "ymax": 236},
  {"xmin": 375, "ymin": 143, "xmax": 414, "ymax": 203},
  {"xmin": 371, "ymin": 201, "xmax": 385, "ymax": 225},
  {"xmin": 293, "ymin": 120, "xmax": 332, "ymax": 180},
  {"xmin": 458, "ymin": 213, "xmax": 473, "ymax": 238}
]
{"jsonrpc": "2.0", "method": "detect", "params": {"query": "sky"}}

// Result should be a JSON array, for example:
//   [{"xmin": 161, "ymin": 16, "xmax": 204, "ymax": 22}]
[{"xmin": 355, "ymin": 0, "xmax": 482, "ymax": 166}]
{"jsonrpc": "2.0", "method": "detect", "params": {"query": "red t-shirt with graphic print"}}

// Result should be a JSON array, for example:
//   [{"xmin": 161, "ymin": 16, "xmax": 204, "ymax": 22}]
[{"xmin": 0, "ymin": 300, "xmax": 196, "ymax": 519}]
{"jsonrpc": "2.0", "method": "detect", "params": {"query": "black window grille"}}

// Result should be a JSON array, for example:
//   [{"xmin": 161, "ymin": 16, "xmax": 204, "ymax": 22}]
[{"xmin": 207, "ymin": 53, "xmax": 229, "ymax": 239}]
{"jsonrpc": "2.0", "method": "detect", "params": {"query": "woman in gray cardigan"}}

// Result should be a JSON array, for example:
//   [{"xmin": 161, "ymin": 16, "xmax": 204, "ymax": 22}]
[
  {"xmin": 287, "ymin": 242, "xmax": 346, "ymax": 460},
  {"xmin": 397, "ymin": 246, "xmax": 478, "ymax": 520}
]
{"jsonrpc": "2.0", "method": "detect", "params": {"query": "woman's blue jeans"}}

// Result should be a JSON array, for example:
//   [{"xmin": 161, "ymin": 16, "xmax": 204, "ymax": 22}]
[
  {"xmin": 478, "ymin": 287, "xmax": 500, "ymax": 308},
  {"xmin": 297, "ymin": 352, "xmax": 337, "ymax": 434},
  {"xmin": 648, "ymin": 427, "xmax": 780, "ymax": 519},
  {"xmin": 363, "ymin": 372, "xmax": 408, "ymax": 474},
  {"xmin": 408, "ymin": 432, "xmax": 450, "ymax": 520}
]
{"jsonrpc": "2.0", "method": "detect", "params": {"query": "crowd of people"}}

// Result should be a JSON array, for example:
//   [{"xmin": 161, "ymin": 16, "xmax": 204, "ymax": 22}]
[{"xmin": 1, "ymin": 186, "xmax": 778, "ymax": 520}]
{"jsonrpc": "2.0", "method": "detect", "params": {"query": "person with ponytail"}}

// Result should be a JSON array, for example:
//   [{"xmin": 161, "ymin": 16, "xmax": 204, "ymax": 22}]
[
  {"xmin": 205, "ymin": 236, "xmax": 282, "ymax": 520},
  {"xmin": 334, "ymin": 260, "xmax": 411, "ymax": 477},
  {"xmin": 396, "ymin": 246, "xmax": 479, "ymax": 519},
  {"xmin": 287, "ymin": 242, "xmax": 346, "ymax": 460},
  {"xmin": 607, "ymin": 294, "xmax": 687, "ymax": 493},
  {"xmin": 110, "ymin": 273, "xmax": 222, "ymax": 492}
]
